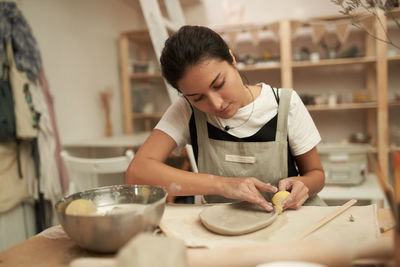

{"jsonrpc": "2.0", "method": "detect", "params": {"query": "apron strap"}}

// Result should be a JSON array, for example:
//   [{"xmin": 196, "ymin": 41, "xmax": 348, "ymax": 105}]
[
  {"xmin": 275, "ymin": 88, "xmax": 292, "ymax": 143},
  {"xmin": 192, "ymin": 107, "xmax": 208, "ymax": 145}
]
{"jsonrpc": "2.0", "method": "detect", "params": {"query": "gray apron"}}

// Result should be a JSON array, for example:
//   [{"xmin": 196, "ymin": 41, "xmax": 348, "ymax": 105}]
[{"xmin": 193, "ymin": 88, "xmax": 325, "ymax": 206}]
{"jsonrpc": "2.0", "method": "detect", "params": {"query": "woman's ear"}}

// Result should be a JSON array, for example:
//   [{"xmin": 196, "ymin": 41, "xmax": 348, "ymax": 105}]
[{"xmin": 229, "ymin": 49, "xmax": 237, "ymax": 67}]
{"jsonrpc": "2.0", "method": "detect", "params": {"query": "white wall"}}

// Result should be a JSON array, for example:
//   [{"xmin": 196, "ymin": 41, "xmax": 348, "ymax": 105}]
[
  {"xmin": 17, "ymin": 0, "xmax": 142, "ymax": 144},
  {"xmin": 185, "ymin": 0, "xmax": 341, "ymax": 25}
]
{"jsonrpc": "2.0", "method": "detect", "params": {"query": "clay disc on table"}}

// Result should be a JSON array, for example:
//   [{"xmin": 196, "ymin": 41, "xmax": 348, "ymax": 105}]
[{"xmin": 199, "ymin": 201, "xmax": 278, "ymax": 236}]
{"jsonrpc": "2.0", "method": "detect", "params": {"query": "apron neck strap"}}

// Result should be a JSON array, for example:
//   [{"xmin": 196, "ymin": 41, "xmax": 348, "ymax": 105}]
[
  {"xmin": 275, "ymin": 88, "xmax": 292, "ymax": 142},
  {"xmin": 193, "ymin": 88, "xmax": 293, "ymax": 143},
  {"xmin": 192, "ymin": 107, "xmax": 208, "ymax": 143}
]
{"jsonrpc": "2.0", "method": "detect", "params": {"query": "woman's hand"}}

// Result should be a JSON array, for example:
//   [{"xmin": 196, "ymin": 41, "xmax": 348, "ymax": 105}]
[
  {"xmin": 278, "ymin": 177, "xmax": 310, "ymax": 211},
  {"xmin": 218, "ymin": 177, "xmax": 278, "ymax": 211}
]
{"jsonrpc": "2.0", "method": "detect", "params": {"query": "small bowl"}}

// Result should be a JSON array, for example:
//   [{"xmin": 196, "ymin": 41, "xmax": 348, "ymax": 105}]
[{"xmin": 55, "ymin": 185, "xmax": 167, "ymax": 253}]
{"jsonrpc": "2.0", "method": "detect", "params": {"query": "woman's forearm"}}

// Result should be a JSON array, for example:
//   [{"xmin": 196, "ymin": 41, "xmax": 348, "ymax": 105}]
[
  {"xmin": 126, "ymin": 156, "xmax": 223, "ymax": 196},
  {"xmin": 126, "ymin": 130, "xmax": 226, "ymax": 196},
  {"xmin": 293, "ymin": 169, "xmax": 325, "ymax": 197},
  {"xmin": 292, "ymin": 146, "xmax": 325, "ymax": 197},
  {"xmin": 126, "ymin": 155, "xmax": 278, "ymax": 210}
]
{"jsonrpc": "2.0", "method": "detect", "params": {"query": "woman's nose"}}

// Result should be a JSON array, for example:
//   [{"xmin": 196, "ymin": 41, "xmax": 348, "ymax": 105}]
[{"xmin": 208, "ymin": 91, "xmax": 223, "ymax": 110}]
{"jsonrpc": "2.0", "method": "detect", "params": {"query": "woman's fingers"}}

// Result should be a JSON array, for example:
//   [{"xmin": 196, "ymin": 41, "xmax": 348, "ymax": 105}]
[
  {"xmin": 282, "ymin": 180, "xmax": 309, "ymax": 210},
  {"xmin": 254, "ymin": 179, "xmax": 278, "ymax": 194},
  {"xmin": 239, "ymin": 179, "xmax": 274, "ymax": 211},
  {"xmin": 278, "ymin": 179, "xmax": 290, "ymax": 192},
  {"xmin": 245, "ymin": 193, "xmax": 274, "ymax": 211},
  {"xmin": 222, "ymin": 177, "xmax": 275, "ymax": 211},
  {"xmin": 250, "ymin": 191, "xmax": 274, "ymax": 211},
  {"xmin": 283, "ymin": 191, "xmax": 306, "ymax": 210}
]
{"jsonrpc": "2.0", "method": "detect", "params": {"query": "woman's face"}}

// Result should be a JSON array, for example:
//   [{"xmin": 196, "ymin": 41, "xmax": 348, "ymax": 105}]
[{"xmin": 177, "ymin": 57, "xmax": 248, "ymax": 119}]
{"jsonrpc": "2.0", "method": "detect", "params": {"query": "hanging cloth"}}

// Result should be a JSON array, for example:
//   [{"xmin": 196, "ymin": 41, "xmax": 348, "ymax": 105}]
[
  {"xmin": 29, "ymin": 80, "xmax": 62, "ymax": 211},
  {"xmin": 0, "ymin": 2, "xmax": 42, "ymax": 81},
  {"xmin": 6, "ymin": 42, "xmax": 40, "ymax": 139},
  {"xmin": 0, "ymin": 142, "xmax": 29, "ymax": 213},
  {"xmin": 38, "ymin": 71, "xmax": 70, "ymax": 193}
]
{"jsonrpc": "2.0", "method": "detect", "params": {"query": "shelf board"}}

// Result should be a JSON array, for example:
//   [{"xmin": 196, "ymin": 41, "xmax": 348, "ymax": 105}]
[
  {"xmin": 389, "ymin": 101, "xmax": 400, "ymax": 107},
  {"xmin": 292, "ymin": 56, "xmax": 376, "ymax": 68},
  {"xmin": 307, "ymin": 102, "xmax": 377, "ymax": 111},
  {"xmin": 388, "ymin": 55, "xmax": 400, "ymax": 62},
  {"xmin": 131, "ymin": 73, "xmax": 162, "ymax": 80},
  {"xmin": 131, "ymin": 112, "xmax": 163, "ymax": 119},
  {"xmin": 390, "ymin": 145, "xmax": 400, "ymax": 152},
  {"xmin": 238, "ymin": 62, "xmax": 281, "ymax": 72},
  {"xmin": 370, "ymin": 145, "xmax": 400, "ymax": 153}
]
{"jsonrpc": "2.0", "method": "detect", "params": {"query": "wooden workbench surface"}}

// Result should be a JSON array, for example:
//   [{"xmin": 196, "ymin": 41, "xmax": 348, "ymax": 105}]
[{"xmin": 0, "ymin": 208, "xmax": 395, "ymax": 267}]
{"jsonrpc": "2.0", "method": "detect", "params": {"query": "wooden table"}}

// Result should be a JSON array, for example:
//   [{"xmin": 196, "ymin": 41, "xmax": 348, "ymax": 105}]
[{"xmin": 0, "ymin": 209, "xmax": 395, "ymax": 267}]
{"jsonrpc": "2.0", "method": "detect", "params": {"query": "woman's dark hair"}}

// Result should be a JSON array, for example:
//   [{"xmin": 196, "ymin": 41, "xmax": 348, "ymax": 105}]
[{"xmin": 160, "ymin": 25, "xmax": 233, "ymax": 90}]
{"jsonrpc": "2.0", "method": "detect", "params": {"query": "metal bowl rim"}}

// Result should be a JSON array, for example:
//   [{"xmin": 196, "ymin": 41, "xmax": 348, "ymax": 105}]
[{"xmin": 55, "ymin": 184, "xmax": 167, "ymax": 217}]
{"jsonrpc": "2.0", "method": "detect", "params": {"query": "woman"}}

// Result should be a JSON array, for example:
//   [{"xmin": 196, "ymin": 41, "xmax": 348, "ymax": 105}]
[{"xmin": 126, "ymin": 25, "xmax": 325, "ymax": 212}]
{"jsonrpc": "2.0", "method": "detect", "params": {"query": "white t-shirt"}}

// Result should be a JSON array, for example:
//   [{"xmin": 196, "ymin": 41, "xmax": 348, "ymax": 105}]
[{"xmin": 155, "ymin": 83, "xmax": 321, "ymax": 156}]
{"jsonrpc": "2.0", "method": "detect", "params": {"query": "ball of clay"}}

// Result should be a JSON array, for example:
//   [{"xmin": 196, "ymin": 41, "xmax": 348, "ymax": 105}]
[
  {"xmin": 65, "ymin": 199, "xmax": 97, "ymax": 216},
  {"xmin": 272, "ymin": 191, "xmax": 290, "ymax": 215}
]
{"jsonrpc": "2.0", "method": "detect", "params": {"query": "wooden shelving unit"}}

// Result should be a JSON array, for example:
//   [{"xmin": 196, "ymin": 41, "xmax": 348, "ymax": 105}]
[
  {"xmin": 119, "ymin": 29, "xmax": 171, "ymax": 134},
  {"xmin": 118, "ymin": 12, "xmax": 399, "ymax": 177},
  {"xmin": 217, "ymin": 13, "xmax": 397, "ymax": 178}
]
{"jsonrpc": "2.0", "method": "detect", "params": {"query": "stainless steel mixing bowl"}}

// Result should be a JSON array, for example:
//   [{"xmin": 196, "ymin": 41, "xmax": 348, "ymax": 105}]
[{"xmin": 55, "ymin": 185, "xmax": 167, "ymax": 253}]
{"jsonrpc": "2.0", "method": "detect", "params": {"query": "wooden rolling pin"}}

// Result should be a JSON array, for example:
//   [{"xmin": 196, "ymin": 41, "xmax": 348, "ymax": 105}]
[{"xmin": 187, "ymin": 239, "xmax": 393, "ymax": 267}]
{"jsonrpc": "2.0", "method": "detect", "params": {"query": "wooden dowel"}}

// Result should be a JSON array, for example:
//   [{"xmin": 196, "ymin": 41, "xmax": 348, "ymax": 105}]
[{"xmin": 294, "ymin": 199, "xmax": 357, "ymax": 241}]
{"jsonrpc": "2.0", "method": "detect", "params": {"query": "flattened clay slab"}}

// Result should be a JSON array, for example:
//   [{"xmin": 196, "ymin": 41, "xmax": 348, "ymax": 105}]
[{"xmin": 199, "ymin": 202, "xmax": 278, "ymax": 236}]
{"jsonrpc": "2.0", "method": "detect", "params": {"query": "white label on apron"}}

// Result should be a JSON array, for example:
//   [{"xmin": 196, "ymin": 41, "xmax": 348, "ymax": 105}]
[{"xmin": 225, "ymin": 154, "xmax": 256, "ymax": 164}]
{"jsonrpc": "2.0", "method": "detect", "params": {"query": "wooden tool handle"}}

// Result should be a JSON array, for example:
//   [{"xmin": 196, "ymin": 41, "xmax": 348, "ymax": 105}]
[{"xmin": 294, "ymin": 199, "xmax": 357, "ymax": 241}]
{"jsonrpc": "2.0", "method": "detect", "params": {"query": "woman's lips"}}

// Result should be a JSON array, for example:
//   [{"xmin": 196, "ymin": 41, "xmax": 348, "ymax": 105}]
[
  {"xmin": 219, "ymin": 104, "xmax": 231, "ymax": 114},
  {"xmin": 219, "ymin": 104, "xmax": 231, "ymax": 116}
]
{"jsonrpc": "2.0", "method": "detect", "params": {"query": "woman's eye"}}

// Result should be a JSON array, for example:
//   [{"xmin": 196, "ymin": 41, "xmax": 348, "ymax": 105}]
[
  {"xmin": 214, "ymin": 80, "xmax": 225, "ymax": 90},
  {"xmin": 194, "ymin": 95, "xmax": 204, "ymax": 102}
]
